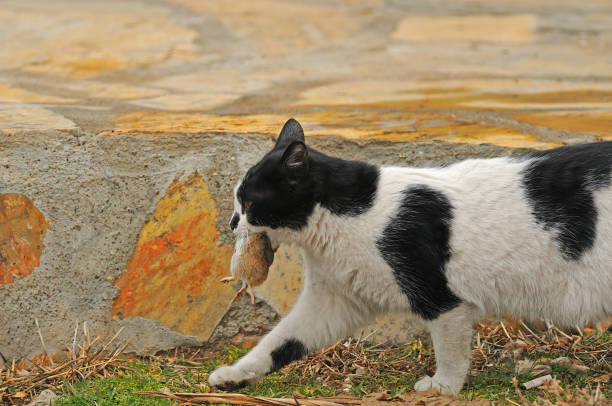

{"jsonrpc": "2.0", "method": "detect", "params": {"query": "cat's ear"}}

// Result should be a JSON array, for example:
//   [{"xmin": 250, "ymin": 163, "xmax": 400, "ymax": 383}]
[
  {"xmin": 281, "ymin": 141, "xmax": 309, "ymax": 182},
  {"xmin": 275, "ymin": 118, "xmax": 305, "ymax": 149}
]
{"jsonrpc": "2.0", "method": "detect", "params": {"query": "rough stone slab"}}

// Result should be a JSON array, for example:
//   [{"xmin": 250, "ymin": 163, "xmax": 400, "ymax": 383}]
[{"xmin": 1, "ymin": 0, "xmax": 611, "ymax": 358}]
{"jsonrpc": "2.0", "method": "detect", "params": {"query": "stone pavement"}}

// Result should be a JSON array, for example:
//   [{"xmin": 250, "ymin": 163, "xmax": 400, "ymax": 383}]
[{"xmin": 1, "ymin": 0, "xmax": 611, "ymax": 359}]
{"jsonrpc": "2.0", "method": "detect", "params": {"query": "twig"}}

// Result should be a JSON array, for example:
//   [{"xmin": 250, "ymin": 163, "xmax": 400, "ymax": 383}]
[
  {"xmin": 72, "ymin": 323, "xmax": 79, "ymax": 360},
  {"xmin": 83, "ymin": 321, "xmax": 90, "ymax": 349},
  {"xmin": 137, "ymin": 391, "xmax": 359, "ymax": 406},
  {"xmin": 35, "ymin": 318, "xmax": 54, "ymax": 367},
  {"xmin": 552, "ymin": 326, "xmax": 572, "ymax": 340},
  {"xmin": 90, "ymin": 327, "xmax": 124, "ymax": 362},
  {"xmin": 520, "ymin": 320, "xmax": 547, "ymax": 344},
  {"xmin": 360, "ymin": 329, "xmax": 377, "ymax": 343},
  {"xmin": 499, "ymin": 320, "xmax": 512, "ymax": 341},
  {"xmin": 188, "ymin": 348, "xmax": 201, "ymax": 361}
]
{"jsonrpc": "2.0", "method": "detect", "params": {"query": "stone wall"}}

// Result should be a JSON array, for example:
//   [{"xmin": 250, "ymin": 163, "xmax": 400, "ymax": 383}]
[{"xmin": 1, "ymin": 0, "xmax": 611, "ymax": 360}]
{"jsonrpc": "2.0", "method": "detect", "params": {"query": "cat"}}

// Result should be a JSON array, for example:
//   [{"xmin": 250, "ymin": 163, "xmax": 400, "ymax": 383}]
[{"xmin": 209, "ymin": 118, "xmax": 612, "ymax": 394}]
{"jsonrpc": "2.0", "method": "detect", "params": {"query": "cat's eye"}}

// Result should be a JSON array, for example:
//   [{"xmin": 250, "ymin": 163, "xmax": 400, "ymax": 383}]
[{"xmin": 245, "ymin": 201, "xmax": 253, "ymax": 209}]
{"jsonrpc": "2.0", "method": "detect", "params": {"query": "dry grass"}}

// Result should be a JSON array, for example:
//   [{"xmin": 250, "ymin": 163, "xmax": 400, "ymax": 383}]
[
  {"xmin": 0, "ymin": 323, "xmax": 133, "ymax": 404},
  {"xmin": 284, "ymin": 333, "xmax": 435, "ymax": 395},
  {"xmin": 1, "ymin": 320, "xmax": 610, "ymax": 405},
  {"xmin": 470, "ymin": 321, "xmax": 611, "ymax": 375}
]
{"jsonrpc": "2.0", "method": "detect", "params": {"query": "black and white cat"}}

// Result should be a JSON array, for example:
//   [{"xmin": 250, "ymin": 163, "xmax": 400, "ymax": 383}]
[{"xmin": 209, "ymin": 119, "xmax": 611, "ymax": 394}]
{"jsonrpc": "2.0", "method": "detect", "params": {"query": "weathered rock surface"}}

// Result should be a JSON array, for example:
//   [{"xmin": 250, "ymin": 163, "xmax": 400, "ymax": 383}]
[{"xmin": 1, "ymin": 0, "xmax": 611, "ymax": 358}]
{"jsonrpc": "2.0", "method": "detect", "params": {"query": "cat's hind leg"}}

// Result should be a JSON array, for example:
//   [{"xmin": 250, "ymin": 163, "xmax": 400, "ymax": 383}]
[
  {"xmin": 414, "ymin": 303, "xmax": 476, "ymax": 395},
  {"xmin": 209, "ymin": 281, "xmax": 369, "ymax": 389}
]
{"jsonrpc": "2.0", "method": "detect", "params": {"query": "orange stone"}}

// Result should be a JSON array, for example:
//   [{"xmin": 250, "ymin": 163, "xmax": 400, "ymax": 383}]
[
  {"xmin": 392, "ymin": 15, "xmax": 535, "ymax": 44},
  {"xmin": 0, "ymin": 194, "xmax": 50, "ymax": 284},
  {"xmin": 111, "ymin": 173, "xmax": 234, "ymax": 341},
  {"xmin": 106, "ymin": 110, "xmax": 558, "ymax": 150},
  {"xmin": 514, "ymin": 111, "xmax": 612, "ymax": 141}
]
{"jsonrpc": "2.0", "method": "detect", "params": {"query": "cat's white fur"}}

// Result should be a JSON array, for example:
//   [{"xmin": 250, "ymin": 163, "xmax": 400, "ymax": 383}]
[{"xmin": 209, "ymin": 156, "xmax": 612, "ymax": 394}]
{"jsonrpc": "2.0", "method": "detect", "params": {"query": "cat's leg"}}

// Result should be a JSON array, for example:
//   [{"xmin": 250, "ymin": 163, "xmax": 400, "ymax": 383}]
[
  {"xmin": 208, "ymin": 281, "xmax": 368, "ymax": 389},
  {"xmin": 414, "ymin": 303, "xmax": 476, "ymax": 395}
]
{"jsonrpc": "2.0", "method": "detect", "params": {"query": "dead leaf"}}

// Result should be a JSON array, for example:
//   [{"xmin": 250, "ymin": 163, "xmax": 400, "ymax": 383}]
[{"xmin": 593, "ymin": 374, "xmax": 610, "ymax": 383}]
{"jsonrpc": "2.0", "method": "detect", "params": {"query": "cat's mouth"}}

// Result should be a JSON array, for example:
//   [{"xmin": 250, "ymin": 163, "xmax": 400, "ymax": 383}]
[{"xmin": 233, "ymin": 226, "xmax": 280, "ymax": 254}]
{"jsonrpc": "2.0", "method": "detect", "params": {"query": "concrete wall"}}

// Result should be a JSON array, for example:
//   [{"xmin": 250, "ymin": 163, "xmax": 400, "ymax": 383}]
[{"xmin": 1, "ymin": 0, "xmax": 611, "ymax": 360}]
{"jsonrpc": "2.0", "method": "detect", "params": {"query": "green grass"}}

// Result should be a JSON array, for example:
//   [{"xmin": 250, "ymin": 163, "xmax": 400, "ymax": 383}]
[
  {"xmin": 54, "ymin": 332, "xmax": 610, "ymax": 406},
  {"xmin": 348, "ymin": 372, "xmax": 418, "ymax": 397},
  {"xmin": 55, "ymin": 361, "xmax": 204, "ymax": 406},
  {"xmin": 240, "ymin": 371, "xmax": 337, "ymax": 398},
  {"xmin": 461, "ymin": 367, "xmax": 539, "ymax": 403}
]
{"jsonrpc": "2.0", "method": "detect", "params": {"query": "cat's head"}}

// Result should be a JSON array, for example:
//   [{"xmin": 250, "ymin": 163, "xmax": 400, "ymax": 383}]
[{"xmin": 229, "ymin": 119, "xmax": 317, "ymax": 234}]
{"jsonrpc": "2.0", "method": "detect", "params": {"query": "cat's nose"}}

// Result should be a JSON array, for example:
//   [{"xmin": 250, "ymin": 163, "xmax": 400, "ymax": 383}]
[{"xmin": 229, "ymin": 212, "xmax": 240, "ymax": 231}]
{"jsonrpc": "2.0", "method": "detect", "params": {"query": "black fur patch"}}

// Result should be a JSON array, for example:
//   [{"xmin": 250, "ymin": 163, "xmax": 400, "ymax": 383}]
[
  {"xmin": 312, "ymin": 149, "xmax": 380, "ymax": 216},
  {"xmin": 522, "ymin": 142, "xmax": 612, "ymax": 260},
  {"xmin": 275, "ymin": 118, "xmax": 305, "ymax": 148},
  {"xmin": 376, "ymin": 185, "xmax": 461, "ymax": 320},
  {"xmin": 238, "ymin": 119, "xmax": 379, "ymax": 230},
  {"xmin": 229, "ymin": 212, "xmax": 240, "ymax": 230},
  {"xmin": 270, "ymin": 338, "xmax": 307, "ymax": 372},
  {"xmin": 213, "ymin": 379, "xmax": 250, "ymax": 390}
]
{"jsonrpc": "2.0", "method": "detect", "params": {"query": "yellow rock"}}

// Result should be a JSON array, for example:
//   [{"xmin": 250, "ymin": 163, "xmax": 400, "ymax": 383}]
[
  {"xmin": 0, "ymin": 2, "xmax": 198, "ymax": 78},
  {"xmin": 173, "ymin": 0, "xmax": 371, "ymax": 56},
  {"xmin": 106, "ymin": 110, "xmax": 558, "ymax": 149},
  {"xmin": 130, "ymin": 93, "xmax": 239, "ymax": 111},
  {"xmin": 112, "ymin": 173, "xmax": 234, "ymax": 341},
  {"xmin": 106, "ymin": 112, "xmax": 284, "ymax": 135},
  {"xmin": 0, "ymin": 83, "xmax": 74, "ymax": 104},
  {"xmin": 431, "ymin": 127, "xmax": 560, "ymax": 150},
  {"xmin": 294, "ymin": 79, "xmax": 612, "ymax": 109},
  {"xmin": 515, "ymin": 111, "xmax": 612, "ymax": 141},
  {"xmin": 0, "ymin": 107, "xmax": 76, "ymax": 133},
  {"xmin": 150, "ymin": 71, "xmax": 270, "ymax": 95},
  {"xmin": 66, "ymin": 81, "xmax": 165, "ymax": 100},
  {"xmin": 392, "ymin": 15, "xmax": 535, "ymax": 43}
]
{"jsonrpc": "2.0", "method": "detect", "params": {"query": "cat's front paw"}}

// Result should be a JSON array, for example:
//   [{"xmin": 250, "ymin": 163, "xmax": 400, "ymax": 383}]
[
  {"xmin": 208, "ymin": 365, "xmax": 257, "ymax": 390},
  {"xmin": 414, "ymin": 375, "xmax": 462, "ymax": 395}
]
